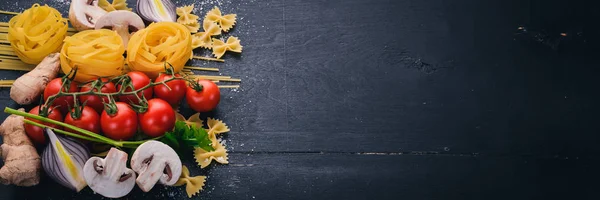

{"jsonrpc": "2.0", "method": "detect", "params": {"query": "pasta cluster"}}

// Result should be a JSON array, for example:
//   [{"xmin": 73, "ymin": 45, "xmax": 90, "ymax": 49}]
[
  {"xmin": 174, "ymin": 165, "xmax": 206, "ymax": 198},
  {"xmin": 60, "ymin": 29, "xmax": 125, "ymax": 82},
  {"xmin": 127, "ymin": 22, "xmax": 192, "ymax": 78},
  {"xmin": 194, "ymin": 118, "xmax": 230, "ymax": 168},
  {"xmin": 176, "ymin": 5, "xmax": 200, "ymax": 33},
  {"xmin": 98, "ymin": 0, "xmax": 132, "ymax": 12},
  {"xmin": 7, "ymin": 4, "xmax": 68, "ymax": 64}
]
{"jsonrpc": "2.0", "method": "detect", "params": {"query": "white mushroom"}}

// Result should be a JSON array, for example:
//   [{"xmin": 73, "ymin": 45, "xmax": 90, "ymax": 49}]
[
  {"xmin": 83, "ymin": 148, "xmax": 136, "ymax": 198},
  {"xmin": 131, "ymin": 141, "xmax": 182, "ymax": 192},
  {"xmin": 95, "ymin": 10, "xmax": 145, "ymax": 48},
  {"xmin": 69, "ymin": 0, "xmax": 108, "ymax": 31}
]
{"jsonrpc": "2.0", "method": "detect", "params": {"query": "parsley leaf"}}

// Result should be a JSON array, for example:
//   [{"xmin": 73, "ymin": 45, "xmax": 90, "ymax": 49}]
[{"xmin": 160, "ymin": 121, "xmax": 215, "ymax": 152}]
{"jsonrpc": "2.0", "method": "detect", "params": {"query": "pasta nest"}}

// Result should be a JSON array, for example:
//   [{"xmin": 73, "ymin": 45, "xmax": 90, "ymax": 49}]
[
  {"xmin": 127, "ymin": 22, "xmax": 192, "ymax": 79},
  {"xmin": 7, "ymin": 4, "xmax": 68, "ymax": 64},
  {"xmin": 60, "ymin": 29, "xmax": 125, "ymax": 82}
]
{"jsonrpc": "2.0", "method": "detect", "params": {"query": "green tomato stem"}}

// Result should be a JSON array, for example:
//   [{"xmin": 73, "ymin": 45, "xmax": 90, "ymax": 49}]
[
  {"xmin": 4, "ymin": 107, "xmax": 122, "ymax": 147},
  {"xmin": 23, "ymin": 119, "xmax": 108, "ymax": 144}
]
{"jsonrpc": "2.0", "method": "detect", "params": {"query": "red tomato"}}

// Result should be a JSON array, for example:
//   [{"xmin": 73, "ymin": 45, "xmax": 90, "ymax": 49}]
[
  {"xmin": 138, "ymin": 99, "xmax": 175, "ymax": 137},
  {"xmin": 79, "ymin": 79, "xmax": 117, "ymax": 113},
  {"xmin": 44, "ymin": 78, "xmax": 79, "ymax": 114},
  {"xmin": 100, "ymin": 102, "xmax": 138, "ymax": 140},
  {"xmin": 153, "ymin": 74, "xmax": 187, "ymax": 106},
  {"xmin": 118, "ymin": 72, "xmax": 153, "ymax": 104},
  {"xmin": 186, "ymin": 79, "xmax": 220, "ymax": 112},
  {"xmin": 64, "ymin": 106, "xmax": 101, "ymax": 134},
  {"xmin": 24, "ymin": 106, "xmax": 63, "ymax": 144}
]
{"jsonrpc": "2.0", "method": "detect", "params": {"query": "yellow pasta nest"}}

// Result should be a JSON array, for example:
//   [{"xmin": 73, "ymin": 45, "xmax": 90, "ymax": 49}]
[
  {"xmin": 127, "ymin": 22, "xmax": 192, "ymax": 78},
  {"xmin": 60, "ymin": 29, "xmax": 125, "ymax": 82},
  {"xmin": 7, "ymin": 4, "xmax": 68, "ymax": 64}
]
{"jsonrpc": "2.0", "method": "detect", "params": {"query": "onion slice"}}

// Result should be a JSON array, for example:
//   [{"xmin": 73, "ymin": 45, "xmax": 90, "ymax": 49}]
[
  {"xmin": 136, "ymin": 0, "xmax": 177, "ymax": 22},
  {"xmin": 41, "ymin": 128, "xmax": 90, "ymax": 192}
]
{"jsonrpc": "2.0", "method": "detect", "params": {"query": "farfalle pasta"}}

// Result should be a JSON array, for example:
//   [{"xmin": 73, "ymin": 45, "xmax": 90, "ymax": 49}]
[
  {"xmin": 127, "ymin": 22, "xmax": 192, "ymax": 78},
  {"xmin": 7, "ymin": 4, "xmax": 68, "ymax": 64},
  {"xmin": 98, "ymin": 0, "xmax": 132, "ymax": 11},
  {"xmin": 212, "ymin": 36, "xmax": 242, "ymax": 59},
  {"xmin": 60, "ymin": 29, "xmax": 125, "ymax": 82},
  {"xmin": 207, "ymin": 118, "xmax": 230, "ymax": 135},
  {"xmin": 205, "ymin": 6, "xmax": 236, "ymax": 32},
  {"xmin": 176, "ymin": 112, "xmax": 203, "ymax": 128},
  {"xmin": 194, "ymin": 134, "xmax": 229, "ymax": 168},
  {"xmin": 174, "ymin": 165, "xmax": 206, "ymax": 198},
  {"xmin": 176, "ymin": 4, "xmax": 200, "ymax": 33},
  {"xmin": 192, "ymin": 20, "xmax": 221, "ymax": 49}
]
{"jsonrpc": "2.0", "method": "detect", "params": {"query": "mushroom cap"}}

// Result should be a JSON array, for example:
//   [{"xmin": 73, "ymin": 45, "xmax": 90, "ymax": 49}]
[
  {"xmin": 95, "ymin": 10, "xmax": 146, "ymax": 48},
  {"xmin": 69, "ymin": 0, "xmax": 108, "ymax": 31},
  {"xmin": 131, "ymin": 141, "xmax": 182, "ymax": 192},
  {"xmin": 83, "ymin": 148, "xmax": 136, "ymax": 198}
]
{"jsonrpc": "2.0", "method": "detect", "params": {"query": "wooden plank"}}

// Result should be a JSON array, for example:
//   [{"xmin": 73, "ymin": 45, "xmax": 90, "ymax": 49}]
[{"xmin": 1, "ymin": 153, "xmax": 599, "ymax": 199}]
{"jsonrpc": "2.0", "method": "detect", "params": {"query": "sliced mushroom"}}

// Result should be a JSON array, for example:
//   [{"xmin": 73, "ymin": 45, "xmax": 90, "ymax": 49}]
[
  {"xmin": 131, "ymin": 141, "xmax": 182, "ymax": 192},
  {"xmin": 95, "ymin": 10, "xmax": 145, "ymax": 48},
  {"xmin": 69, "ymin": 0, "xmax": 108, "ymax": 31},
  {"xmin": 83, "ymin": 148, "xmax": 136, "ymax": 198}
]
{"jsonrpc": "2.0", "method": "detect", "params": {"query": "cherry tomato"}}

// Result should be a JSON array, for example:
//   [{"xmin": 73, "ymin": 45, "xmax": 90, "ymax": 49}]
[
  {"xmin": 24, "ymin": 106, "xmax": 63, "ymax": 144},
  {"xmin": 44, "ymin": 78, "xmax": 79, "ymax": 114},
  {"xmin": 153, "ymin": 73, "xmax": 186, "ymax": 106},
  {"xmin": 100, "ymin": 102, "xmax": 138, "ymax": 140},
  {"xmin": 138, "ymin": 99, "xmax": 175, "ymax": 137},
  {"xmin": 118, "ymin": 72, "xmax": 153, "ymax": 104},
  {"xmin": 186, "ymin": 79, "xmax": 220, "ymax": 112},
  {"xmin": 79, "ymin": 79, "xmax": 117, "ymax": 113},
  {"xmin": 64, "ymin": 106, "xmax": 101, "ymax": 134}
]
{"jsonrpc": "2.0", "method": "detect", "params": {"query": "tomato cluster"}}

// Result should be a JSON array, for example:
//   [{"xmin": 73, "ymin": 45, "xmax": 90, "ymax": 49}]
[{"xmin": 24, "ymin": 71, "xmax": 221, "ymax": 144}]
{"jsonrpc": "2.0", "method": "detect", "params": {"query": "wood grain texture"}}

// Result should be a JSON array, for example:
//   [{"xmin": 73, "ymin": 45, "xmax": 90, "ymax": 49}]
[{"xmin": 0, "ymin": 0, "xmax": 599, "ymax": 199}]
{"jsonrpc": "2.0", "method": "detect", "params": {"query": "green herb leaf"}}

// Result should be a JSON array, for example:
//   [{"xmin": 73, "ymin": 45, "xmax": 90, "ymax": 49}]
[{"xmin": 160, "ymin": 121, "xmax": 215, "ymax": 152}]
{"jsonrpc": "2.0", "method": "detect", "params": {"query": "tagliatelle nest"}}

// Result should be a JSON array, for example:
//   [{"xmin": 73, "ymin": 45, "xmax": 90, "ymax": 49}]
[
  {"xmin": 7, "ymin": 4, "xmax": 68, "ymax": 64},
  {"xmin": 60, "ymin": 29, "xmax": 125, "ymax": 82},
  {"xmin": 126, "ymin": 22, "xmax": 192, "ymax": 79}
]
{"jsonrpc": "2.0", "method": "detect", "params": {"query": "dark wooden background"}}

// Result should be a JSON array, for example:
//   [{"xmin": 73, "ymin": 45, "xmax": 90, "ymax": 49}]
[{"xmin": 0, "ymin": 0, "xmax": 599, "ymax": 199}]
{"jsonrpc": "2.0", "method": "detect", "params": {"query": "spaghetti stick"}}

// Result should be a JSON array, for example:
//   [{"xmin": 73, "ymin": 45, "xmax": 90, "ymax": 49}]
[
  {"xmin": 0, "ymin": 55, "xmax": 19, "ymax": 60},
  {"xmin": 191, "ymin": 75, "xmax": 231, "ymax": 80},
  {"xmin": 192, "ymin": 56, "xmax": 225, "ymax": 62},
  {"xmin": 217, "ymin": 85, "xmax": 240, "ymax": 89},
  {"xmin": 0, "ymin": 10, "xmax": 19, "ymax": 15},
  {"xmin": 183, "ymin": 66, "xmax": 219, "ymax": 72},
  {"xmin": 0, "ymin": 64, "xmax": 35, "ymax": 71},
  {"xmin": 218, "ymin": 78, "xmax": 242, "ymax": 82}
]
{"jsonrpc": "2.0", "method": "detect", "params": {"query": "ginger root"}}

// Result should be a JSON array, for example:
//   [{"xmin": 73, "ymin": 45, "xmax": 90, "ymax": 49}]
[
  {"xmin": 0, "ymin": 109, "xmax": 41, "ymax": 186},
  {"xmin": 10, "ymin": 53, "xmax": 61, "ymax": 105}
]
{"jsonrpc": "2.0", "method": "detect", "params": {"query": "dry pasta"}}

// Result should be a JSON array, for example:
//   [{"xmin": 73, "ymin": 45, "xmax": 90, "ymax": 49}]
[
  {"xmin": 194, "ymin": 133, "xmax": 229, "ymax": 168},
  {"xmin": 191, "ymin": 19, "xmax": 220, "ymax": 49},
  {"xmin": 60, "ymin": 29, "xmax": 125, "ymax": 82},
  {"xmin": 176, "ymin": 5, "xmax": 200, "ymax": 33},
  {"xmin": 205, "ymin": 6, "xmax": 236, "ymax": 32},
  {"xmin": 98, "ymin": 0, "xmax": 132, "ymax": 12},
  {"xmin": 7, "ymin": 4, "xmax": 68, "ymax": 64},
  {"xmin": 174, "ymin": 165, "xmax": 206, "ymax": 198},
  {"xmin": 176, "ymin": 112, "xmax": 204, "ymax": 128},
  {"xmin": 127, "ymin": 22, "xmax": 192, "ymax": 78},
  {"xmin": 207, "ymin": 118, "xmax": 230, "ymax": 135},
  {"xmin": 212, "ymin": 36, "xmax": 242, "ymax": 59}
]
